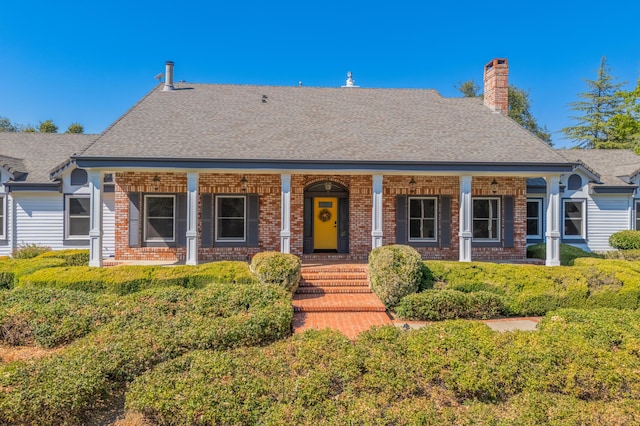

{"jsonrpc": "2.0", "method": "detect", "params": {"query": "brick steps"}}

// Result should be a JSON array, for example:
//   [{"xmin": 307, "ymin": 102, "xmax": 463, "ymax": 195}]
[{"xmin": 293, "ymin": 263, "xmax": 386, "ymax": 314}]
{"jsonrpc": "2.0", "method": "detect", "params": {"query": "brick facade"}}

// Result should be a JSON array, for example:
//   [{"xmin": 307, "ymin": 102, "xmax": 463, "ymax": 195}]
[{"xmin": 113, "ymin": 172, "xmax": 526, "ymax": 262}]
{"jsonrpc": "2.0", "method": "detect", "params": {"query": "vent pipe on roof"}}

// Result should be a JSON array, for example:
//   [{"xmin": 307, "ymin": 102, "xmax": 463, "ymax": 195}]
[
  {"xmin": 341, "ymin": 71, "xmax": 359, "ymax": 88},
  {"xmin": 163, "ymin": 61, "xmax": 175, "ymax": 91}
]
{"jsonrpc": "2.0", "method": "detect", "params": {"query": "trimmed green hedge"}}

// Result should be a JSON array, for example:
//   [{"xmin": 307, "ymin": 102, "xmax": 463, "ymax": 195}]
[
  {"xmin": 19, "ymin": 261, "xmax": 257, "ymax": 295},
  {"xmin": 609, "ymin": 230, "xmax": 640, "ymax": 250},
  {"xmin": 250, "ymin": 252, "xmax": 301, "ymax": 293},
  {"xmin": 0, "ymin": 258, "xmax": 66, "ymax": 290},
  {"xmin": 124, "ymin": 310, "xmax": 640, "ymax": 424},
  {"xmin": 369, "ymin": 245, "xmax": 429, "ymax": 308},
  {"xmin": 36, "ymin": 249, "xmax": 90, "ymax": 266},
  {"xmin": 0, "ymin": 287, "xmax": 114, "ymax": 347},
  {"xmin": 0, "ymin": 283, "xmax": 292, "ymax": 425},
  {"xmin": 395, "ymin": 289, "xmax": 505, "ymax": 321},
  {"xmin": 527, "ymin": 243, "xmax": 601, "ymax": 265},
  {"xmin": 391, "ymin": 258, "xmax": 640, "ymax": 319}
]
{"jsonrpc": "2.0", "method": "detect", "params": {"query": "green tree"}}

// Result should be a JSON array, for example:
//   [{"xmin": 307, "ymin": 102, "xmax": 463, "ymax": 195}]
[
  {"xmin": 65, "ymin": 123, "xmax": 84, "ymax": 134},
  {"xmin": 22, "ymin": 125, "xmax": 36, "ymax": 132},
  {"xmin": 562, "ymin": 56, "xmax": 625, "ymax": 148},
  {"xmin": 601, "ymin": 79, "xmax": 640, "ymax": 151},
  {"xmin": 455, "ymin": 79, "xmax": 481, "ymax": 97},
  {"xmin": 38, "ymin": 119, "xmax": 58, "ymax": 133},
  {"xmin": 0, "ymin": 117, "xmax": 19, "ymax": 132},
  {"xmin": 456, "ymin": 80, "xmax": 551, "ymax": 144}
]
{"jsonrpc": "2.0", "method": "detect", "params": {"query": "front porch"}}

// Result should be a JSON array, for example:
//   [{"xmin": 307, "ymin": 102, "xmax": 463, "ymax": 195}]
[{"xmin": 86, "ymin": 171, "xmax": 563, "ymax": 267}]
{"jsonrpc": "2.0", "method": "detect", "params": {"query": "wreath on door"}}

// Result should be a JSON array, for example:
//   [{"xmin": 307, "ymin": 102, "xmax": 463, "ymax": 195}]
[{"xmin": 318, "ymin": 208, "xmax": 332, "ymax": 222}]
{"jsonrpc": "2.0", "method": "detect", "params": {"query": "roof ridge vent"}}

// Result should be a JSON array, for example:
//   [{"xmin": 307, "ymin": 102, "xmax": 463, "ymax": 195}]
[{"xmin": 342, "ymin": 71, "xmax": 359, "ymax": 88}]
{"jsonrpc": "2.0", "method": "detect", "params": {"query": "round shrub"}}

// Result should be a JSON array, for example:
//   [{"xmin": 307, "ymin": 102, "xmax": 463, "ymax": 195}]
[
  {"xmin": 368, "ymin": 245, "xmax": 426, "ymax": 308},
  {"xmin": 250, "ymin": 252, "xmax": 301, "ymax": 293},
  {"xmin": 609, "ymin": 230, "xmax": 640, "ymax": 250},
  {"xmin": 36, "ymin": 249, "xmax": 90, "ymax": 266}
]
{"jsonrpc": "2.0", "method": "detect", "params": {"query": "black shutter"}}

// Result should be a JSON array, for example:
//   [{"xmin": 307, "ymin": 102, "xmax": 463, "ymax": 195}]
[
  {"xmin": 128, "ymin": 192, "xmax": 141, "ymax": 247},
  {"xmin": 247, "ymin": 194, "xmax": 259, "ymax": 247},
  {"xmin": 176, "ymin": 194, "xmax": 187, "ymax": 247},
  {"xmin": 338, "ymin": 197, "xmax": 349, "ymax": 253},
  {"xmin": 396, "ymin": 195, "xmax": 407, "ymax": 245},
  {"xmin": 504, "ymin": 196, "xmax": 514, "ymax": 248},
  {"xmin": 303, "ymin": 197, "xmax": 313, "ymax": 253},
  {"xmin": 440, "ymin": 196, "xmax": 451, "ymax": 248},
  {"xmin": 201, "ymin": 194, "xmax": 213, "ymax": 248}
]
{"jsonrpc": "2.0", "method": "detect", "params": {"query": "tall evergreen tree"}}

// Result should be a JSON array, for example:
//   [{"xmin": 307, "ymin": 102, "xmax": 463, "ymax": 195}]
[
  {"xmin": 562, "ymin": 57, "xmax": 625, "ymax": 148},
  {"xmin": 456, "ymin": 80, "xmax": 551, "ymax": 144}
]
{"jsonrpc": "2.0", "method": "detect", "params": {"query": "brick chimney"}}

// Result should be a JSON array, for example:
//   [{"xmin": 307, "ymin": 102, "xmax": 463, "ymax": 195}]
[{"xmin": 483, "ymin": 58, "xmax": 508, "ymax": 114}]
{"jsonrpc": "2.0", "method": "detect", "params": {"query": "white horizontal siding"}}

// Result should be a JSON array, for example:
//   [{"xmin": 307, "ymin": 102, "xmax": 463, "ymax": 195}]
[
  {"xmin": 103, "ymin": 193, "xmax": 115, "ymax": 257},
  {"xmin": 14, "ymin": 193, "xmax": 66, "ymax": 250},
  {"xmin": 587, "ymin": 196, "xmax": 630, "ymax": 252}
]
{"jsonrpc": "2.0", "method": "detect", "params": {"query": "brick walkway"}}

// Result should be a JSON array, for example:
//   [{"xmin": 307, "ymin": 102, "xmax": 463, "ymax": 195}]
[{"xmin": 292, "ymin": 262, "xmax": 392, "ymax": 338}]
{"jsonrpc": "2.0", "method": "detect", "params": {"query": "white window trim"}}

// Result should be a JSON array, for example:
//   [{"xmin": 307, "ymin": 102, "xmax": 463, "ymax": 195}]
[
  {"xmin": 408, "ymin": 196, "xmax": 438, "ymax": 242},
  {"xmin": 143, "ymin": 194, "xmax": 176, "ymax": 243},
  {"xmin": 472, "ymin": 197, "xmax": 501, "ymax": 241},
  {"xmin": 215, "ymin": 195, "xmax": 247, "ymax": 243},
  {"xmin": 65, "ymin": 195, "xmax": 90, "ymax": 240},
  {"xmin": 526, "ymin": 198, "xmax": 543, "ymax": 239},
  {"xmin": 562, "ymin": 199, "xmax": 586, "ymax": 239},
  {"xmin": 0, "ymin": 194, "xmax": 6, "ymax": 240}
]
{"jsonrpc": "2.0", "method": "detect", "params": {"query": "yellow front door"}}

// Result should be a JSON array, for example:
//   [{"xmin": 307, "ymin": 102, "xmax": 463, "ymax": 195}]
[{"xmin": 314, "ymin": 197, "xmax": 338, "ymax": 250}]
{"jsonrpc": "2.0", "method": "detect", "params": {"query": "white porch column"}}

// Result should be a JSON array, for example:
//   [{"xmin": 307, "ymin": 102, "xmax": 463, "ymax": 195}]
[
  {"xmin": 372, "ymin": 174, "xmax": 383, "ymax": 249},
  {"xmin": 459, "ymin": 175, "xmax": 472, "ymax": 262},
  {"xmin": 88, "ymin": 170, "xmax": 104, "ymax": 267},
  {"xmin": 280, "ymin": 174, "xmax": 291, "ymax": 253},
  {"xmin": 545, "ymin": 176, "xmax": 561, "ymax": 266},
  {"xmin": 186, "ymin": 172, "xmax": 199, "ymax": 266}
]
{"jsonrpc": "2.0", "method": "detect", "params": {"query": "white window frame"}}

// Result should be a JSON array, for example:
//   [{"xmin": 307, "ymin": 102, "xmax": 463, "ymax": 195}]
[
  {"xmin": 143, "ymin": 194, "xmax": 176, "ymax": 243},
  {"xmin": 408, "ymin": 197, "xmax": 438, "ymax": 242},
  {"xmin": 215, "ymin": 195, "xmax": 247, "ymax": 243},
  {"xmin": 562, "ymin": 199, "xmax": 585, "ymax": 239},
  {"xmin": 65, "ymin": 195, "xmax": 90, "ymax": 240},
  {"xmin": 0, "ymin": 194, "xmax": 6, "ymax": 240},
  {"xmin": 472, "ymin": 197, "xmax": 501, "ymax": 241},
  {"xmin": 526, "ymin": 198, "xmax": 543, "ymax": 239}
]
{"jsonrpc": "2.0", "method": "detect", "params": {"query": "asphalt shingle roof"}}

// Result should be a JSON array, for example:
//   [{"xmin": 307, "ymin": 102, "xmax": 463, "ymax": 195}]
[
  {"xmin": 79, "ymin": 83, "xmax": 567, "ymax": 166},
  {"xmin": 0, "ymin": 133, "xmax": 96, "ymax": 183},
  {"xmin": 557, "ymin": 149, "xmax": 640, "ymax": 186}
]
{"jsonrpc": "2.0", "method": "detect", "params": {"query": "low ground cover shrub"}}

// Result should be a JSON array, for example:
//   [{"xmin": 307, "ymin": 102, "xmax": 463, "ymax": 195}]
[
  {"xmin": 36, "ymin": 249, "xmax": 90, "ymax": 266},
  {"xmin": 604, "ymin": 249, "xmax": 640, "ymax": 260},
  {"xmin": 19, "ymin": 261, "xmax": 257, "ymax": 294},
  {"xmin": 369, "ymin": 245, "xmax": 429, "ymax": 308},
  {"xmin": 124, "ymin": 310, "xmax": 640, "ymax": 424},
  {"xmin": 0, "ymin": 258, "xmax": 66, "ymax": 290},
  {"xmin": 250, "ymin": 252, "xmax": 301, "ymax": 292},
  {"xmin": 527, "ymin": 243, "xmax": 601, "ymax": 265},
  {"xmin": 609, "ymin": 230, "xmax": 640, "ymax": 250},
  {"xmin": 11, "ymin": 243, "xmax": 51, "ymax": 259},
  {"xmin": 0, "ymin": 287, "xmax": 114, "ymax": 347},
  {"xmin": 0, "ymin": 283, "xmax": 292, "ymax": 425}
]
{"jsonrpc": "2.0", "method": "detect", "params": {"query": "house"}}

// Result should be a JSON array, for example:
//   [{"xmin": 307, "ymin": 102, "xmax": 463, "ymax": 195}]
[
  {"xmin": 0, "ymin": 133, "xmax": 115, "ymax": 256},
  {"xmin": 527, "ymin": 149, "xmax": 640, "ymax": 252},
  {"xmin": 73, "ymin": 59, "xmax": 573, "ymax": 267}
]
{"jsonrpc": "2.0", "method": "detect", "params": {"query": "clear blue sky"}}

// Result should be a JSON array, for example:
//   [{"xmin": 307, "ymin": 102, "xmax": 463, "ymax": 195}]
[{"xmin": 2, "ymin": 0, "xmax": 639, "ymax": 148}]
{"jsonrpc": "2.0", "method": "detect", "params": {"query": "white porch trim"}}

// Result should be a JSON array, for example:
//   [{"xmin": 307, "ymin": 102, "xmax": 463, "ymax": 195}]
[
  {"xmin": 459, "ymin": 175, "xmax": 472, "ymax": 262},
  {"xmin": 88, "ymin": 170, "xmax": 103, "ymax": 267},
  {"xmin": 545, "ymin": 175, "xmax": 561, "ymax": 266},
  {"xmin": 280, "ymin": 173, "xmax": 291, "ymax": 253},
  {"xmin": 372, "ymin": 174, "xmax": 383, "ymax": 249},
  {"xmin": 185, "ymin": 172, "xmax": 199, "ymax": 265}
]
